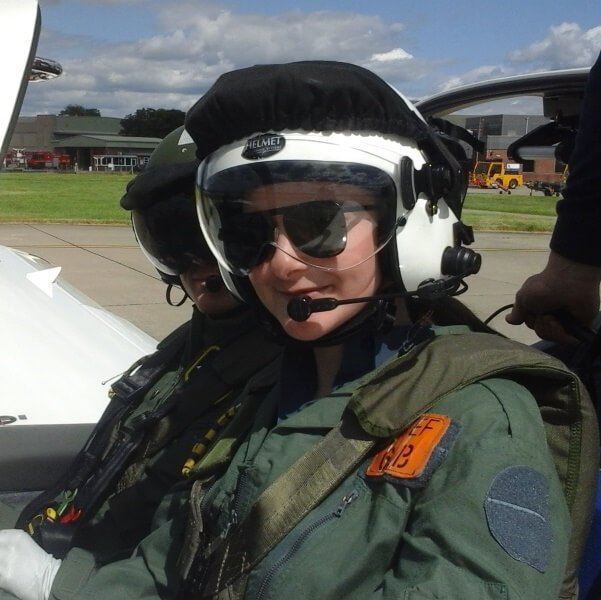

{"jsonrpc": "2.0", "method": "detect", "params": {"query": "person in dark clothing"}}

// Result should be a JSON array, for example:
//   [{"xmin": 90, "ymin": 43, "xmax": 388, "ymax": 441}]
[
  {"xmin": 0, "ymin": 127, "xmax": 281, "ymax": 600},
  {"xmin": 507, "ymin": 51, "xmax": 601, "ymax": 342}
]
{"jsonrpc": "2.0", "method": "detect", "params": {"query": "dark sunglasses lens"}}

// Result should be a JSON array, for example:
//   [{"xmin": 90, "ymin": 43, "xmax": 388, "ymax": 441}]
[
  {"xmin": 164, "ymin": 254, "xmax": 190, "ymax": 274},
  {"xmin": 156, "ymin": 235, "xmax": 212, "ymax": 274},
  {"xmin": 220, "ymin": 211, "xmax": 274, "ymax": 271},
  {"xmin": 284, "ymin": 200, "xmax": 347, "ymax": 258},
  {"xmin": 172, "ymin": 253, "xmax": 206, "ymax": 274}
]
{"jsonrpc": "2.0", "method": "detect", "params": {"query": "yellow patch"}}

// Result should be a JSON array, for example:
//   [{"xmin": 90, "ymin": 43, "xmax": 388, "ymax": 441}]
[{"xmin": 366, "ymin": 414, "xmax": 451, "ymax": 479}]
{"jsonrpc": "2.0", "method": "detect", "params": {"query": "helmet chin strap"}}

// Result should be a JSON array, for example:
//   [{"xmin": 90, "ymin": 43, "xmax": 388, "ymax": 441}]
[
  {"xmin": 166, "ymin": 275, "xmax": 224, "ymax": 307},
  {"xmin": 166, "ymin": 284, "xmax": 188, "ymax": 307}
]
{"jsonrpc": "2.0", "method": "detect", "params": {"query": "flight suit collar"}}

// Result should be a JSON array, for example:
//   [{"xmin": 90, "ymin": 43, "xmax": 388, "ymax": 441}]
[{"xmin": 277, "ymin": 324, "xmax": 435, "ymax": 424}]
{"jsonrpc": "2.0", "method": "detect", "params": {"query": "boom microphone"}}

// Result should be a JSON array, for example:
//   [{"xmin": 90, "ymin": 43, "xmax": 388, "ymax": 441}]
[
  {"xmin": 287, "ymin": 277, "xmax": 465, "ymax": 322},
  {"xmin": 287, "ymin": 297, "xmax": 340, "ymax": 322},
  {"xmin": 286, "ymin": 246, "xmax": 482, "ymax": 322},
  {"xmin": 205, "ymin": 275, "xmax": 223, "ymax": 293}
]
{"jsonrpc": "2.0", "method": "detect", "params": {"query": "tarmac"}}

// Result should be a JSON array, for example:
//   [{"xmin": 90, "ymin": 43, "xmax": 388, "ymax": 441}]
[{"xmin": 0, "ymin": 223, "xmax": 554, "ymax": 346}]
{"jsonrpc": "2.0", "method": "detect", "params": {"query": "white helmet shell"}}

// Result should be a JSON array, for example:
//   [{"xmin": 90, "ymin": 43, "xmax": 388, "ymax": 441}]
[{"xmin": 197, "ymin": 130, "xmax": 465, "ymax": 298}]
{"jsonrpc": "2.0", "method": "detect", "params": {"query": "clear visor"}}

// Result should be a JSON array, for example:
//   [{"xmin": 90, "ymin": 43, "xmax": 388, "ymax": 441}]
[
  {"xmin": 132, "ymin": 203, "xmax": 213, "ymax": 277},
  {"xmin": 197, "ymin": 160, "xmax": 398, "ymax": 276}
]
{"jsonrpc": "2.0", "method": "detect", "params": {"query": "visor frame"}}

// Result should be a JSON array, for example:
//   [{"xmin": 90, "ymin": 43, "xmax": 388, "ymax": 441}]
[{"xmin": 197, "ymin": 130, "xmax": 426, "ymax": 277}]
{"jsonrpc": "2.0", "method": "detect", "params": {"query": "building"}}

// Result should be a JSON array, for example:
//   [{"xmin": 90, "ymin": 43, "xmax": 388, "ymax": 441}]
[
  {"xmin": 6, "ymin": 115, "xmax": 161, "ymax": 170},
  {"xmin": 447, "ymin": 113, "xmax": 566, "ymax": 184},
  {"xmin": 8, "ymin": 113, "xmax": 566, "ymax": 183}
]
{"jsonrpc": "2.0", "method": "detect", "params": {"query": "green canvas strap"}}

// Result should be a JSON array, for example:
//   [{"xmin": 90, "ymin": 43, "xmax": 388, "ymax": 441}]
[
  {"xmin": 176, "ymin": 363, "xmax": 283, "ymax": 589},
  {"xmin": 199, "ymin": 413, "xmax": 375, "ymax": 598}
]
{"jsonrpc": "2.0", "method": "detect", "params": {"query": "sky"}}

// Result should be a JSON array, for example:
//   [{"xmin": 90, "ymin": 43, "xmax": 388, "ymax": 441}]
[{"xmin": 19, "ymin": 0, "xmax": 601, "ymax": 119}]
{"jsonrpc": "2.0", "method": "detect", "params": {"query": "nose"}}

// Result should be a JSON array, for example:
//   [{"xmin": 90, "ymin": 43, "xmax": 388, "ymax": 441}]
[
  {"xmin": 186, "ymin": 259, "xmax": 216, "ymax": 280},
  {"xmin": 267, "ymin": 227, "xmax": 306, "ymax": 277}
]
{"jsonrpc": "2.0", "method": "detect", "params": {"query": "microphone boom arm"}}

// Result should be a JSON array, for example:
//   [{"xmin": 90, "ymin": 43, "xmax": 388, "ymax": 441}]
[{"xmin": 287, "ymin": 275, "xmax": 467, "ymax": 322}]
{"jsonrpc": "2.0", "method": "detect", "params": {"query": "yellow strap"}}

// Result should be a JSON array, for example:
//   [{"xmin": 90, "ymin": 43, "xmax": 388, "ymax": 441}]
[{"xmin": 183, "ymin": 345, "xmax": 220, "ymax": 382}]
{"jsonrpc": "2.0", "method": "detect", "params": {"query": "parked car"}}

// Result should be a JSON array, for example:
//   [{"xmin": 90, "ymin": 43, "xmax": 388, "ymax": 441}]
[{"xmin": 526, "ymin": 180, "xmax": 565, "ymax": 196}]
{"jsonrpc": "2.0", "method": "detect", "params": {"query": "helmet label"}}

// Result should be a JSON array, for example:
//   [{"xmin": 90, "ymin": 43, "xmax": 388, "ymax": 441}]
[{"xmin": 242, "ymin": 134, "xmax": 285, "ymax": 160}]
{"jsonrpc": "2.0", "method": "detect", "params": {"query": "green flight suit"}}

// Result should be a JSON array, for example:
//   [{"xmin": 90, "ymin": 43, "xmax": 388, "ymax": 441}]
[
  {"xmin": 0, "ymin": 306, "xmax": 281, "ymax": 600},
  {"xmin": 190, "ymin": 382, "xmax": 570, "ymax": 597},
  {"xmin": 67, "ymin": 307, "xmax": 281, "ymax": 565},
  {"xmin": 22, "ymin": 327, "xmax": 592, "ymax": 600}
]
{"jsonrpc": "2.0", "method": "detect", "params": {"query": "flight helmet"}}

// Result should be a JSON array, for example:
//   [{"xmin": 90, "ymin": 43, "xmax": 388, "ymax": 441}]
[
  {"xmin": 188, "ymin": 62, "xmax": 480, "ymax": 304},
  {"xmin": 120, "ymin": 126, "xmax": 214, "ymax": 287}
]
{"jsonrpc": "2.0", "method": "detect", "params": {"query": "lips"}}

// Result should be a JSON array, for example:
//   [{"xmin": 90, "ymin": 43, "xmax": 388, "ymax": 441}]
[
  {"xmin": 280, "ymin": 286, "xmax": 325, "ymax": 298},
  {"xmin": 279, "ymin": 287, "xmax": 323, "ymax": 296}
]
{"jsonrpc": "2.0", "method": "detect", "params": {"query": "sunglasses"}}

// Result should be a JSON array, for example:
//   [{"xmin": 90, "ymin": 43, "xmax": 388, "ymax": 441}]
[
  {"xmin": 219, "ymin": 199, "xmax": 377, "ymax": 273},
  {"xmin": 159, "ymin": 251, "xmax": 213, "ymax": 275},
  {"xmin": 142, "ymin": 229, "xmax": 215, "ymax": 275}
]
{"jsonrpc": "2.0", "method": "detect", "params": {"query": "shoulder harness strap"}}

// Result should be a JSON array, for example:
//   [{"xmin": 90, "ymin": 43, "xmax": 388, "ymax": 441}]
[{"xmin": 181, "ymin": 413, "xmax": 373, "ymax": 598}]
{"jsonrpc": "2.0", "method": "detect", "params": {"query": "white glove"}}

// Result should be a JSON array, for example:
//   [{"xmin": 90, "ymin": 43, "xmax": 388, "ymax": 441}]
[{"xmin": 0, "ymin": 530, "xmax": 61, "ymax": 600}]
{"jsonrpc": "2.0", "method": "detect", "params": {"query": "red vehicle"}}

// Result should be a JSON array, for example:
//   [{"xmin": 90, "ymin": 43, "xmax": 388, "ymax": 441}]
[
  {"xmin": 3, "ymin": 151, "xmax": 27, "ymax": 169},
  {"xmin": 27, "ymin": 152, "xmax": 72, "ymax": 169}
]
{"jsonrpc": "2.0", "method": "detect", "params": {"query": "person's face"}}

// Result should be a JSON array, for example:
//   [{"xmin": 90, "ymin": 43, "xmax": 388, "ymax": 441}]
[
  {"xmin": 247, "ymin": 181, "xmax": 382, "ymax": 341},
  {"xmin": 179, "ymin": 258, "xmax": 240, "ymax": 315}
]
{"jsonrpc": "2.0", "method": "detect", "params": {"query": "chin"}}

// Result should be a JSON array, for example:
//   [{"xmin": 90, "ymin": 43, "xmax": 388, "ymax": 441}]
[
  {"xmin": 281, "ymin": 315, "xmax": 341, "ymax": 342},
  {"xmin": 196, "ymin": 296, "xmax": 223, "ymax": 314},
  {"xmin": 276, "ymin": 301, "xmax": 366, "ymax": 342}
]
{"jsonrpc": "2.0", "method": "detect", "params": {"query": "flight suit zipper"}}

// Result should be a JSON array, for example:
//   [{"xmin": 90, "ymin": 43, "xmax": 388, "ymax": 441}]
[
  {"xmin": 228, "ymin": 467, "xmax": 251, "ymax": 532},
  {"xmin": 254, "ymin": 489, "xmax": 359, "ymax": 600}
]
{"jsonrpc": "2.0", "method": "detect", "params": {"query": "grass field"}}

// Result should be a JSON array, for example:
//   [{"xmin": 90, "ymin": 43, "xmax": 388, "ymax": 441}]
[
  {"xmin": 0, "ymin": 171, "xmax": 559, "ymax": 231},
  {"xmin": 0, "ymin": 171, "xmax": 134, "ymax": 223}
]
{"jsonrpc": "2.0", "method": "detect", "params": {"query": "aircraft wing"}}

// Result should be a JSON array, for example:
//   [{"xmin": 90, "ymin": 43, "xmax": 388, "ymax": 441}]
[{"xmin": 0, "ymin": 245, "xmax": 157, "ymax": 493}]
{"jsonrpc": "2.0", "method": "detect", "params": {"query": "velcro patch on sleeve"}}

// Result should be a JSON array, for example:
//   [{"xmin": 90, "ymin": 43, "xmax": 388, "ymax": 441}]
[
  {"xmin": 366, "ymin": 414, "xmax": 451, "ymax": 480},
  {"xmin": 485, "ymin": 466, "xmax": 551, "ymax": 572}
]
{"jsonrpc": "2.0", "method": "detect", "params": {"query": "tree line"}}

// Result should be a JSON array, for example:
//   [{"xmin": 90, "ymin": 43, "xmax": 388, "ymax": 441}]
[{"xmin": 58, "ymin": 104, "xmax": 185, "ymax": 138}]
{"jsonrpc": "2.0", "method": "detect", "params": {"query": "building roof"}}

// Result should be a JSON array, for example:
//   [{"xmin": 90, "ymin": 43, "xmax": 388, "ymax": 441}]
[
  {"xmin": 53, "ymin": 134, "xmax": 162, "ymax": 149},
  {"xmin": 54, "ymin": 116, "xmax": 122, "ymax": 135}
]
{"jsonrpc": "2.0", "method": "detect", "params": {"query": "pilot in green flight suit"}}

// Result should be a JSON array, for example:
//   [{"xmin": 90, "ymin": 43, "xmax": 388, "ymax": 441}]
[{"xmin": 0, "ymin": 62, "xmax": 597, "ymax": 600}]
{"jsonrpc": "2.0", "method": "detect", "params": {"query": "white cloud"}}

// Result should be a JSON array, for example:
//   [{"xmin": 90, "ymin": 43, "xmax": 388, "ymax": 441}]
[
  {"xmin": 23, "ymin": 3, "xmax": 417, "ymax": 116},
  {"xmin": 433, "ymin": 22, "xmax": 601, "ymax": 106},
  {"xmin": 509, "ymin": 23, "xmax": 601, "ymax": 69},
  {"xmin": 153, "ymin": 5, "xmax": 407, "ymax": 65},
  {"xmin": 21, "ymin": 4, "xmax": 601, "ymax": 118},
  {"xmin": 438, "ymin": 65, "xmax": 515, "ymax": 92},
  {"xmin": 370, "ymin": 48, "xmax": 413, "ymax": 63}
]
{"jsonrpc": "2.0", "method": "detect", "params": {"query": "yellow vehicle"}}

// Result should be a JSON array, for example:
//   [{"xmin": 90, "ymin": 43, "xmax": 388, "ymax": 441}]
[{"xmin": 472, "ymin": 161, "xmax": 523, "ymax": 189}]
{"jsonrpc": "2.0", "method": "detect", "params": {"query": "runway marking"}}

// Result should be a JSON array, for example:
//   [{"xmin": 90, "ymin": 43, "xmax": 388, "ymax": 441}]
[{"xmin": 14, "ymin": 225, "xmax": 160, "ymax": 281}]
